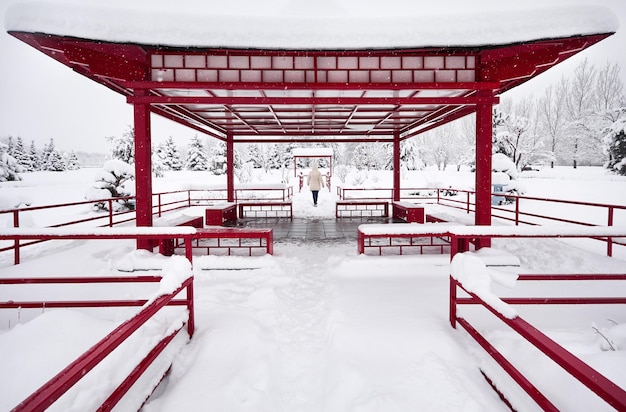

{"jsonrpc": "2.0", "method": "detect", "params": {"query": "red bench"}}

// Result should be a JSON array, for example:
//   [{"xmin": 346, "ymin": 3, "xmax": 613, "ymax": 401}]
[
  {"xmin": 205, "ymin": 202, "xmax": 237, "ymax": 226},
  {"xmin": 392, "ymin": 201, "xmax": 425, "ymax": 223},
  {"xmin": 238, "ymin": 200, "xmax": 292, "ymax": 220},
  {"xmin": 153, "ymin": 215, "xmax": 203, "ymax": 256},
  {"xmin": 336, "ymin": 200, "xmax": 389, "ymax": 218},
  {"xmin": 190, "ymin": 227, "xmax": 273, "ymax": 256},
  {"xmin": 357, "ymin": 224, "xmax": 452, "ymax": 255}
]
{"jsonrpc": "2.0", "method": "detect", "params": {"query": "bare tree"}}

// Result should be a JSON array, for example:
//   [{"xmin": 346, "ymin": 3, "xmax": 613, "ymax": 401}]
[
  {"xmin": 563, "ymin": 58, "xmax": 598, "ymax": 168},
  {"xmin": 539, "ymin": 81, "xmax": 566, "ymax": 168}
]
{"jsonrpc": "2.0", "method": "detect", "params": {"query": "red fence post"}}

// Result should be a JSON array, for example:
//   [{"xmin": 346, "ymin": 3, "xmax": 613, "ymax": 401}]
[
  {"xmin": 449, "ymin": 276, "xmax": 457, "ymax": 328},
  {"xmin": 608, "ymin": 206, "xmax": 614, "ymax": 257},
  {"xmin": 13, "ymin": 210, "xmax": 20, "ymax": 265},
  {"xmin": 108, "ymin": 200, "xmax": 114, "ymax": 227}
]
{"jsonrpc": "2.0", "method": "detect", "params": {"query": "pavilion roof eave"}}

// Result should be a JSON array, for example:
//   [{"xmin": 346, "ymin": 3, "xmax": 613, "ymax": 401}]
[{"xmin": 6, "ymin": 30, "xmax": 615, "ymax": 144}]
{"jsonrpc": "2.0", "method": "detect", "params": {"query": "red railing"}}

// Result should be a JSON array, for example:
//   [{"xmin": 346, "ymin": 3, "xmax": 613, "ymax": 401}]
[
  {"xmin": 0, "ymin": 229, "xmax": 196, "ymax": 411},
  {"xmin": 448, "ymin": 226, "xmax": 626, "ymax": 411},
  {"xmin": 149, "ymin": 187, "xmax": 294, "ymax": 218},
  {"xmin": 1, "ymin": 186, "xmax": 293, "ymax": 264},
  {"xmin": 336, "ymin": 186, "xmax": 626, "ymax": 255}
]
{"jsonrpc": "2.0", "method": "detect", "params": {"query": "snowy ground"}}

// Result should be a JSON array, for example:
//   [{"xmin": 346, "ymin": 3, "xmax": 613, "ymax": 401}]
[{"xmin": 0, "ymin": 166, "xmax": 625, "ymax": 411}]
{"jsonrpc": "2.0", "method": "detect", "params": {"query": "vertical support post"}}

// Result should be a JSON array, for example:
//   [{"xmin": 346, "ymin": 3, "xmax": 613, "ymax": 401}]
[
  {"xmin": 393, "ymin": 130, "xmax": 401, "ymax": 201},
  {"xmin": 226, "ymin": 132, "xmax": 235, "ymax": 203},
  {"xmin": 13, "ymin": 210, "xmax": 20, "ymax": 265},
  {"xmin": 133, "ymin": 89, "xmax": 153, "ymax": 250},
  {"xmin": 475, "ymin": 91, "xmax": 493, "ymax": 249}
]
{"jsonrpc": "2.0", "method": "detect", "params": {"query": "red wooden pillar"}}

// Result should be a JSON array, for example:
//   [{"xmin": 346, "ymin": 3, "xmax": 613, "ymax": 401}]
[
  {"xmin": 133, "ymin": 89, "xmax": 153, "ymax": 250},
  {"xmin": 226, "ymin": 132, "xmax": 235, "ymax": 202},
  {"xmin": 475, "ymin": 91, "xmax": 493, "ymax": 248},
  {"xmin": 393, "ymin": 130, "xmax": 401, "ymax": 201}
]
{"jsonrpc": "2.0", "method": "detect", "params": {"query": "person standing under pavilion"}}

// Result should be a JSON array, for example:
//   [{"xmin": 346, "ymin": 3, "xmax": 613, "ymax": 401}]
[{"xmin": 307, "ymin": 162, "xmax": 325, "ymax": 206}]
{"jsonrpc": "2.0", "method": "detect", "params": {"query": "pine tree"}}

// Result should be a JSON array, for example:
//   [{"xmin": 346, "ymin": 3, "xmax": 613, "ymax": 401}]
[
  {"xmin": 106, "ymin": 126, "xmax": 135, "ymax": 163},
  {"xmin": 86, "ymin": 159, "xmax": 135, "ymax": 211},
  {"xmin": 0, "ymin": 141, "xmax": 22, "ymax": 182},
  {"xmin": 184, "ymin": 135, "xmax": 209, "ymax": 171},
  {"xmin": 47, "ymin": 150, "xmax": 67, "ymax": 171},
  {"xmin": 152, "ymin": 148, "xmax": 165, "ymax": 178},
  {"xmin": 40, "ymin": 138, "xmax": 54, "ymax": 171},
  {"xmin": 40, "ymin": 138, "xmax": 66, "ymax": 171},
  {"xmin": 209, "ymin": 142, "xmax": 227, "ymax": 175},
  {"xmin": 6, "ymin": 136, "xmax": 16, "ymax": 158},
  {"xmin": 28, "ymin": 140, "xmax": 40, "ymax": 171},
  {"xmin": 12, "ymin": 137, "xmax": 29, "ymax": 171},
  {"xmin": 66, "ymin": 151, "xmax": 81, "ymax": 170},
  {"xmin": 161, "ymin": 136, "xmax": 183, "ymax": 171}
]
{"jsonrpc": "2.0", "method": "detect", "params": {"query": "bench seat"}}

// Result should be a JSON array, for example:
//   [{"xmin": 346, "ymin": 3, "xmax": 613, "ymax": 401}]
[
  {"xmin": 336, "ymin": 200, "xmax": 389, "ymax": 218},
  {"xmin": 153, "ymin": 214, "xmax": 203, "ymax": 256},
  {"xmin": 238, "ymin": 200, "xmax": 292, "ymax": 219},
  {"xmin": 205, "ymin": 202, "xmax": 237, "ymax": 226},
  {"xmin": 392, "ymin": 201, "xmax": 424, "ymax": 223},
  {"xmin": 190, "ymin": 227, "xmax": 273, "ymax": 256},
  {"xmin": 357, "ymin": 223, "xmax": 454, "ymax": 255}
]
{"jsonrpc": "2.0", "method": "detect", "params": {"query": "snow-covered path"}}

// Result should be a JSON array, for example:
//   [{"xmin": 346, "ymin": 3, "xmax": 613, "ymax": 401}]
[{"xmin": 143, "ymin": 243, "xmax": 506, "ymax": 411}]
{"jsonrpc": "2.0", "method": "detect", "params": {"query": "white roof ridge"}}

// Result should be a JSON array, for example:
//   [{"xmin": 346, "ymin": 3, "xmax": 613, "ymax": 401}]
[{"xmin": 4, "ymin": 2, "xmax": 618, "ymax": 50}]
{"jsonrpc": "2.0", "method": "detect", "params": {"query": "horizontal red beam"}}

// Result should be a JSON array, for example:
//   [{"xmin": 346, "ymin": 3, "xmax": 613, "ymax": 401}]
[
  {"xmin": 129, "ymin": 95, "xmax": 498, "ymax": 105},
  {"xmin": 456, "ymin": 297, "xmax": 626, "ymax": 305},
  {"xmin": 124, "ymin": 81, "xmax": 500, "ymax": 91}
]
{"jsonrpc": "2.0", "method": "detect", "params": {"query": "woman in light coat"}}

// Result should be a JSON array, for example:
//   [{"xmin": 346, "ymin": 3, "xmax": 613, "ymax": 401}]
[{"xmin": 307, "ymin": 163, "xmax": 325, "ymax": 206}]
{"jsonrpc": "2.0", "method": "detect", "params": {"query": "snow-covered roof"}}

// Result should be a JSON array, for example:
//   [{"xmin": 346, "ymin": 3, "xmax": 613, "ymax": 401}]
[{"xmin": 4, "ymin": 1, "xmax": 618, "ymax": 50}]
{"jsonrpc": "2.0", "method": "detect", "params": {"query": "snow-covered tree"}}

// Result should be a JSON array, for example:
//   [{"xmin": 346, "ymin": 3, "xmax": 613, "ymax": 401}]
[
  {"xmin": 209, "ymin": 142, "xmax": 227, "ymax": 175},
  {"xmin": 495, "ymin": 99, "xmax": 552, "ymax": 171},
  {"xmin": 603, "ymin": 106, "xmax": 626, "ymax": 176},
  {"xmin": 185, "ymin": 135, "xmax": 209, "ymax": 171},
  {"xmin": 40, "ymin": 138, "xmax": 66, "ymax": 171},
  {"xmin": 5, "ymin": 136, "xmax": 16, "ymax": 158},
  {"xmin": 0, "ymin": 141, "xmax": 22, "ymax": 182},
  {"xmin": 383, "ymin": 139, "xmax": 424, "ymax": 171},
  {"xmin": 86, "ymin": 159, "xmax": 135, "ymax": 211},
  {"xmin": 562, "ymin": 59, "xmax": 601, "ymax": 168},
  {"xmin": 451, "ymin": 114, "xmax": 476, "ymax": 171},
  {"xmin": 11, "ymin": 137, "xmax": 29, "ymax": 171},
  {"xmin": 152, "ymin": 147, "xmax": 165, "ymax": 178},
  {"xmin": 351, "ymin": 142, "xmax": 381, "ymax": 170},
  {"xmin": 28, "ymin": 140, "xmax": 40, "ymax": 171},
  {"xmin": 65, "ymin": 151, "xmax": 81, "ymax": 170},
  {"xmin": 539, "ymin": 83, "xmax": 566, "ymax": 168},
  {"xmin": 159, "ymin": 136, "xmax": 183, "ymax": 171},
  {"xmin": 106, "ymin": 126, "xmax": 135, "ymax": 164}
]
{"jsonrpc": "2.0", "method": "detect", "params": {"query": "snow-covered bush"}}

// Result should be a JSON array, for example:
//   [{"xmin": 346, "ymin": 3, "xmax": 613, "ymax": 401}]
[
  {"xmin": 86, "ymin": 159, "xmax": 135, "ymax": 211},
  {"xmin": 492, "ymin": 153, "xmax": 524, "ymax": 203}
]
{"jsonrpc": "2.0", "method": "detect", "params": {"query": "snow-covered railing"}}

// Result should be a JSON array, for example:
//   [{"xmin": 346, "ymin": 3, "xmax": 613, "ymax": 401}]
[
  {"xmin": 448, "ymin": 226, "xmax": 626, "ymax": 411},
  {"xmin": 0, "ymin": 247, "xmax": 195, "ymax": 411},
  {"xmin": 0, "ymin": 227, "xmax": 197, "ymax": 265},
  {"xmin": 151, "ymin": 186, "xmax": 294, "ymax": 217},
  {"xmin": 336, "ymin": 186, "xmax": 626, "ymax": 255}
]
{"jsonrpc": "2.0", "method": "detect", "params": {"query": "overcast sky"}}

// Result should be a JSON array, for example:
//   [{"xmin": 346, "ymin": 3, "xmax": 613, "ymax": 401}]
[{"xmin": 1, "ymin": 0, "xmax": 625, "ymax": 154}]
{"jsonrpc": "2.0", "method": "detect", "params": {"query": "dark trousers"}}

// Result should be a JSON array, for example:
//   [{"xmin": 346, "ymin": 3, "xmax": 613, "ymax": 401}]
[{"xmin": 312, "ymin": 190, "xmax": 319, "ymax": 204}]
